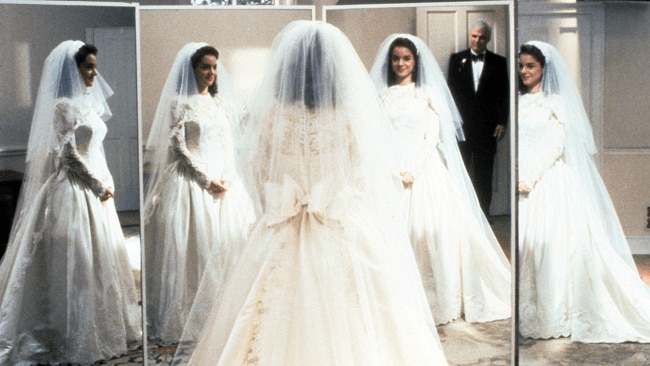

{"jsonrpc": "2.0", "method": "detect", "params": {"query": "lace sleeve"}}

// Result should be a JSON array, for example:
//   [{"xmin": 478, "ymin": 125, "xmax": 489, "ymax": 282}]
[
  {"xmin": 519, "ymin": 111, "xmax": 565, "ymax": 189},
  {"xmin": 56, "ymin": 100, "xmax": 107, "ymax": 197},
  {"xmin": 411, "ymin": 101, "xmax": 441, "ymax": 176},
  {"xmin": 170, "ymin": 99, "xmax": 212, "ymax": 189},
  {"xmin": 221, "ymin": 111, "xmax": 236, "ymax": 180}
]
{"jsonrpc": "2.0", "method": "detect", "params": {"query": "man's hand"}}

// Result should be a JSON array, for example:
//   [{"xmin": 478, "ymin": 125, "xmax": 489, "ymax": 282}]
[{"xmin": 494, "ymin": 124, "xmax": 506, "ymax": 141}]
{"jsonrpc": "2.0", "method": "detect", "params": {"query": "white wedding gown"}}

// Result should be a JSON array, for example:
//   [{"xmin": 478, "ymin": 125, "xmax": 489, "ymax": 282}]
[
  {"xmin": 184, "ymin": 106, "xmax": 448, "ymax": 365},
  {"xmin": 0, "ymin": 96, "xmax": 141, "ymax": 365},
  {"xmin": 519, "ymin": 91, "xmax": 650, "ymax": 342},
  {"xmin": 384, "ymin": 83, "xmax": 510, "ymax": 325},
  {"xmin": 145, "ymin": 93, "xmax": 257, "ymax": 343}
]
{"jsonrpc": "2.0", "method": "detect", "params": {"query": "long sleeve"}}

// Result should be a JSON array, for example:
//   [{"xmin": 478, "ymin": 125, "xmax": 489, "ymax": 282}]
[
  {"xmin": 411, "ymin": 101, "xmax": 440, "ymax": 176},
  {"xmin": 55, "ymin": 100, "xmax": 107, "ymax": 197},
  {"xmin": 170, "ymin": 100, "xmax": 213, "ymax": 189},
  {"xmin": 519, "ymin": 110, "xmax": 564, "ymax": 190}
]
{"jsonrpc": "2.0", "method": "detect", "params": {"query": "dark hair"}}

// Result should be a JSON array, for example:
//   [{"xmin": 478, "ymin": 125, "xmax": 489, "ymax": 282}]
[
  {"xmin": 387, "ymin": 37, "xmax": 418, "ymax": 87},
  {"xmin": 74, "ymin": 44, "xmax": 98, "ymax": 67},
  {"xmin": 190, "ymin": 45, "xmax": 219, "ymax": 96},
  {"xmin": 59, "ymin": 43, "xmax": 98, "ymax": 98},
  {"xmin": 518, "ymin": 44, "xmax": 545, "ymax": 94},
  {"xmin": 278, "ymin": 31, "xmax": 335, "ymax": 110},
  {"xmin": 303, "ymin": 32, "xmax": 325, "ymax": 110}
]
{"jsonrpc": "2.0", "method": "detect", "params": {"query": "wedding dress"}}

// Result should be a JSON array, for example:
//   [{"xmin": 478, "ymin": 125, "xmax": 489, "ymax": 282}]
[
  {"xmin": 174, "ymin": 21, "xmax": 448, "ymax": 366},
  {"xmin": 370, "ymin": 34, "xmax": 510, "ymax": 325},
  {"xmin": 518, "ymin": 41, "xmax": 650, "ymax": 342},
  {"xmin": 144, "ymin": 43, "xmax": 257, "ymax": 343},
  {"xmin": 0, "ymin": 40, "xmax": 141, "ymax": 365},
  {"xmin": 383, "ymin": 83, "xmax": 510, "ymax": 324}
]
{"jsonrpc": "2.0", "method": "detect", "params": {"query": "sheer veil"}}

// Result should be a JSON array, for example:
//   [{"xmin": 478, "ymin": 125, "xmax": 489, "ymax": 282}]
[
  {"xmin": 369, "ymin": 34, "xmax": 505, "ymax": 259},
  {"xmin": 143, "ymin": 42, "xmax": 242, "ymax": 220},
  {"xmin": 524, "ymin": 40, "xmax": 636, "ymax": 269},
  {"xmin": 7, "ymin": 40, "xmax": 113, "ymax": 244},
  {"xmin": 172, "ymin": 21, "xmax": 433, "ymax": 363},
  {"xmin": 238, "ymin": 21, "xmax": 405, "ymax": 219}
]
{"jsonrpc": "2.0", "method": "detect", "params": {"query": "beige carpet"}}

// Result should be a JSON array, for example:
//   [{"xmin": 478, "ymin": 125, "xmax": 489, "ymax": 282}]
[
  {"xmin": 434, "ymin": 215, "xmax": 511, "ymax": 365},
  {"xmin": 439, "ymin": 318, "xmax": 511, "ymax": 365}
]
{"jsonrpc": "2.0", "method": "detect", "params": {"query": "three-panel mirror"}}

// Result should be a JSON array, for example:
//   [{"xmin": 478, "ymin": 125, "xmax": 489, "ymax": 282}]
[{"xmin": 1, "ymin": 1, "xmax": 648, "ymax": 365}]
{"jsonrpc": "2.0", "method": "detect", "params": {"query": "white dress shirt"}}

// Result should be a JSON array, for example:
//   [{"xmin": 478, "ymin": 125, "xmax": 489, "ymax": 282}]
[{"xmin": 471, "ymin": 51, "xmax": 485, "ymax": 92}]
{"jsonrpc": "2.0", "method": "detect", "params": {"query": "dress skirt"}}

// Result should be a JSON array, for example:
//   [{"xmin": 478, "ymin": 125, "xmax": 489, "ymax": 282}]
[
  {"xmin": 404, "ymin": 154, "xmax": 510, "ymax": 325},
  {"xmin": 145, "ymin": 162, "xmax": 256, "ymax": 343},
  {"xmin": 0, "ymin": 171, "xmax": 141, "ymax": 365},
  {"xmin": 519, "ymin": 160, "xmax": 650, "ymax": 342},
  {"xmin": 185, "ymin": 185, "xmax": 448, "ymax": 365}
]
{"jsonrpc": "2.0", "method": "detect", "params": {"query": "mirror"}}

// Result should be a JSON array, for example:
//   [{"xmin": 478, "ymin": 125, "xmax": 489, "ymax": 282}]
[
  {"xmin": 138, "ymin": 6, "xmax": 315, "ymax": 364},
  {"xmin": 517, "ymin": 1, "xmax": 650, "ymax": 364},
  {"xmin": 325, "ymin": 3, "xmax": 515, "ymax": 365},
  {"xmin": 0, "ymin": 1, "xmax": 142, "ymax": 364}
]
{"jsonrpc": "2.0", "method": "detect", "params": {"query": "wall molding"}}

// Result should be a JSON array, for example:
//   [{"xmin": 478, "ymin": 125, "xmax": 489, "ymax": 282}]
[
  {"xmin": 0, "ymin": 148, "xmax": 26, "ymax": 158},
  {"xmin": 629, "ymin": 236, "xmax": 650, "ymax": 255},
  {"xmin": 603, "ymin": 148, "xmax": 650, "ymax": 155}
]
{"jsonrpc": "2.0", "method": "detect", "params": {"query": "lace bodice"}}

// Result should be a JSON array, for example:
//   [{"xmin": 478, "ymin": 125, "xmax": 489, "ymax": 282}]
[
  {"xmin": 518, "ymin": 92, "xmax": 565, "ymax": 188},
  {"xmin": 384, "ymin": 83, "xmax": 441, "ymax": 174},
  {"xmin": 254, "ymin": 105, "xmax": 355, "ymax": 207},
  {"xmin": 54, "ymin": 96, "xmax": 113, "ymax": 197},
  {"xmin": 170, "ymin": 94, "xmax": 235, "ymax": 189}
]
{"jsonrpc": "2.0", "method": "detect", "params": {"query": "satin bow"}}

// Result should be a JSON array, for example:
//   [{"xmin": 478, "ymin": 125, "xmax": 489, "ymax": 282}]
[{"xmin": 264, "ymin": 175, "xmax": 338, "ymax": 227}]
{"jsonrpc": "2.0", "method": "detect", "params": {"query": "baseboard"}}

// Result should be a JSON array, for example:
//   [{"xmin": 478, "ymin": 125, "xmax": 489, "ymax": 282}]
[{"xmin": 629, "ymin": 236, "xmax": 650, "ymax": 255}]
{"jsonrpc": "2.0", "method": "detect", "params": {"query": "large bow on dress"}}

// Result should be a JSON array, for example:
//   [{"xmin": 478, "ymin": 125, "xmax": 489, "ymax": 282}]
[{"xmin": 264, "ymin": 175, "xmax": 341, "ymax": 227}]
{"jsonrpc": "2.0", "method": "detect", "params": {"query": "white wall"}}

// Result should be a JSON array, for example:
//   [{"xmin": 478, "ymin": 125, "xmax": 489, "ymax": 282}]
[
  {"xmin": 519, "ymin": 1, "xmax": 650, "ymax": 253},
  {"xmin": 603, "ymin": 2, "xmax": 650, "ymax": 252},
  {"xmin": 0, "ymin": 3, "xmax": 136, "ymax": 173},
  {"xmin": 139, "ymin": 6, "xmax": 314, "ymax": 141}
]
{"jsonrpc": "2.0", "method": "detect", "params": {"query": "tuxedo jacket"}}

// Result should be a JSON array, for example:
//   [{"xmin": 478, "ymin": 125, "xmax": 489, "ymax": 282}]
[{"xmin": 447, "ymin": 49, "xmax": 509, "ymax": 153}]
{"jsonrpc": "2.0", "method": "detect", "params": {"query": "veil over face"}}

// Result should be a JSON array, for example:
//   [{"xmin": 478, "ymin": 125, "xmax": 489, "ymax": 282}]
[
  {"xmin": 241, "ymin": 21, "xmax": 404, "ymax": 216},
  {"xmin": 172, "ymin": 22, "xmax": 447, "ymax": 366}
]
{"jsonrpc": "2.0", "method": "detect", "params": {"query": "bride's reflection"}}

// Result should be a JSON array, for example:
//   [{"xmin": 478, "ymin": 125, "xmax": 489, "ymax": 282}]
[
  {"xmin": 518, "ymin": 2, "xmax": 650, "ymax": 364},
  {"xmin": 143, "ymin": 42, "xmax": 259, "ymax": 344},
  {"xmin": 0, "ymin": 2, "xmax": 141, "ymax": 365},
  {"xmin": 325, "ymin": 3, "xmax": 513, "ymax": 365},
  {"xmin": 137, "ymin": 6, "xmax": 314, "ymax": 363}
]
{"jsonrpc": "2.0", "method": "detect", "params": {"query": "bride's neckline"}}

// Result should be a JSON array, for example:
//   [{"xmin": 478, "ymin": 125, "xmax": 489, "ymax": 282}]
[
  {"xmin": 390, "ymin": 82, "xmax": 415, "ymax": 88},
  {"xmin": 388, "ymin": 83, "xmax": 416, "ymax": 94}
]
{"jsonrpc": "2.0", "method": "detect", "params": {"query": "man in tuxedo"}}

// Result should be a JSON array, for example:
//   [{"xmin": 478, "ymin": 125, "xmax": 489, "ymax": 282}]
[{"xmin": 448, "ymin": 19, "xmax": 509, "ymax": 217}]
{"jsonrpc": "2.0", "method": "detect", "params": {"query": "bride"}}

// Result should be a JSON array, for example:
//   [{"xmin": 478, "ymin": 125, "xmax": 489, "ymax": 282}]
[
  {"xmin": 0, "ymin": 40, "xmax": 141, "ymax": 364},
  {"xmin": 173, "ymin": 21, "xmax": 448, "ymax": 365},
  {"xmin": 518, "ymin": 40, "xmax": 650, "ymax": 342},
  {"xmin": 370, "ymin": 34, "xmax": 510, "ymax": 325},
  {"xmin": 144, "ymin": 43, "xmax": 258, "ymax": 343}
]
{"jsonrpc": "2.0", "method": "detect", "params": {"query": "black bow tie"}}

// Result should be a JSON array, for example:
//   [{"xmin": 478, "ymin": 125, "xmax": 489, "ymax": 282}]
[{"xmin": 471, "ymin": 53, "xmax": 485, "ymax": 62}]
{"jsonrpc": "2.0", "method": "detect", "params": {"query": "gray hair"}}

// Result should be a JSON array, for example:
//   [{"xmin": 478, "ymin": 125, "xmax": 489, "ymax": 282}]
[{"xmin": 471, "ymin": 19, "xmax": 492, "ymax": 39}]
